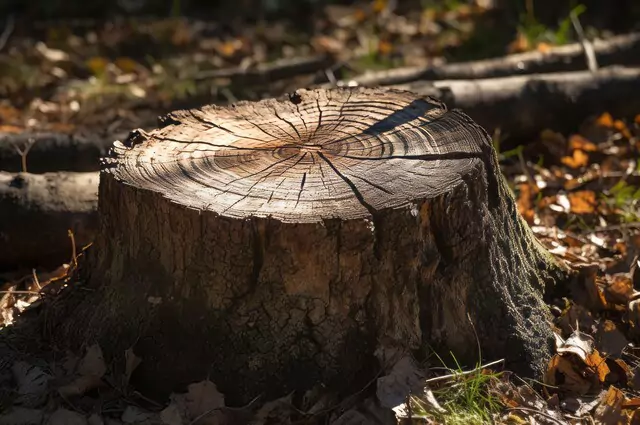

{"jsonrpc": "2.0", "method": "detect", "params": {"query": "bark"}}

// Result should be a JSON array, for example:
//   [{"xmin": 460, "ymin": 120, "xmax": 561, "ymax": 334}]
[
  {"xmin": 0, "ymin": 132, "xmax": 120, "ymax": 173},
  {"xmin": 338, "ymin": 32, "xmax": 640, "ymax": 87},
  {"xmin": 393, "ymin": 66, "xmax": 640, "ymax": 141},
  {"xmin": 52, "ymin": 88, "xmax": 570, "ymax": 404},
  {"xmin": 0, "ymin": 171, "xmax": 98, "ymax": 271}
]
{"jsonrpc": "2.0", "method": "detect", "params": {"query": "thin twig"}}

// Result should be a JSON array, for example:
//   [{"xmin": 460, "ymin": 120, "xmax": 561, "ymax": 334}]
[
  {"xmin": 571, "ymin": 10, "xmax": 598, "ymax": 73},
  {"xmin": 188, "ymin": 394, "xmax": 261, "ymax": 425},
  {"xmin": 0, "ymin": 14, "xmax": 14, "ymax": 52},
  {"xmin": 32, "ymin": 269, "xmax": 41, "ymax": 290},
  {"xmin": 11, "ymin": 138, "xmax": 36, "ymax": 173},
  {"xmin": 0, "ymin": 290, "xmax": 41, "ymax": 295},
  {"xmin": 424, "ymin": 358, "xmax": 505, "ymax": 384}
]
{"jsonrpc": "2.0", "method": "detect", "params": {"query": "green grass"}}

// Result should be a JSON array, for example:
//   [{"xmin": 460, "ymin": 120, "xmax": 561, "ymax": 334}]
[
  {"xmin": 407, "ymin": 351, "xmax": 503, "ymax": 424},
  {"xmin": 516, "ymin": 3, "xmax": 586, "ymax": 48}
]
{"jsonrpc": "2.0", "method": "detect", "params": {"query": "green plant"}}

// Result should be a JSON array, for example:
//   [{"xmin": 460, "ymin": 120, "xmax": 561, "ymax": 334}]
[
  {"xmin": 408, "ymin": 352, "xmax": 503, "ymax": 424},
  {"xmin": 604, "ymin": 180, "xmax": 640, "ymax": 222},
  {"xmin": 517, "ymin": 3, "xmax": 586, "ymax": 47}
]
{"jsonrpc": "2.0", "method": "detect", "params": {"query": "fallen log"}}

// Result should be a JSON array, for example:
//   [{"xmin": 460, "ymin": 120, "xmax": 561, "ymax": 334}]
[
  {"xmin": 339, "ymin": 32, "xmax": 640, "ymax": 87},
  {"xmin": 0, "ymin": 171, "xmax": 99, "ymax": 271},
  {"xmin": 393, "ymin": 66, "xmax": 640, "ymax": 141},
  {"xmin": 52, "ymin": 88, "xmax": 570, "ymax": 404},
  {"xmin": 0, "ymin": 132, "xmax": 122, "ymax": 173}
]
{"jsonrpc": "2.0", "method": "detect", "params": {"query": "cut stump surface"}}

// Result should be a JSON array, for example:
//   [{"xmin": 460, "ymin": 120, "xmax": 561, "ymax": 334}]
[{"xmin": 56, "ymin": 88, "xmax": 569, "ymax": 403}]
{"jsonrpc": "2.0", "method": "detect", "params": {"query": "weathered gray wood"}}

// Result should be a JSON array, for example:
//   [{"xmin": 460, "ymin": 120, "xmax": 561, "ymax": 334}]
[
  {"xmin": 394, "ymin": 66, "xmax": 640, "ymax": 141},
  {"xmin": 52, "ymin": 88, "xmax": 569, "ymax": 404},
  {"xmin": 0, "ymin": 171, "xmax": 98, "ymax": 270}
]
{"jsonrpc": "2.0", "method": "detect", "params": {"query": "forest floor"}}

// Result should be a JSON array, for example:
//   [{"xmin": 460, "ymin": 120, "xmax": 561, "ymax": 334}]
[{"xmin": 2, "ymin": 1, "xmax": 640, "ymax": 424}]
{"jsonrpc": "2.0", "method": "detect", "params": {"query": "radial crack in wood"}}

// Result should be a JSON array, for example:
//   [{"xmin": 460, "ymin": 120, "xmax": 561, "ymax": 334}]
[{"xmin": 53, "ymin": 87, "xmax": 570, "ymax": 404}]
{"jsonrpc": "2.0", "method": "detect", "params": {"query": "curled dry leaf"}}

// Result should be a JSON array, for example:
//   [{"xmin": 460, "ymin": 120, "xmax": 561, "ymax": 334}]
[
  {"xmin": 167, "ymin": 380, "xmax": 226, "ymax": 425},
  {"xmin": 605, "ymin": 274, "xmax": 635, "ymax": 306},
  {"xmin": 561, "ymin": 149, "xmax": 589, "ymax": 169},
  {"xmin": 568, "ymin": 190, "xmax": 597, "ymax": 214},
  {"xmin": 556, "ymin": 303, "xmax": 595, "ymax": 336},
  {"xmin": 376, "ymin": 355, "xmax": 425, "ymax": 409},
  {"xmin": 546, "ymin": 331, "xmax": 610, "ymax": 394},
  {"xmin": 593, "ymin": 387, "xmax": 627, "ymax": 425},
  {"xmin": 160, "ymin": 403, "xmax": 183, "ymax": 425},
  {"xmin": 58, "ymin": 344, "xmax": 106, "ymax": 397},
  {"xmin": 595, "ymin": 320, "xmax": 629, "ymax": 358}
]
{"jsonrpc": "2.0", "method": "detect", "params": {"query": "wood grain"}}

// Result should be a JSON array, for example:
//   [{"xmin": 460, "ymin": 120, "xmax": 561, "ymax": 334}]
[{"xmin": 106, "ymin": 87, "xmax": 490, "ymax": 222}]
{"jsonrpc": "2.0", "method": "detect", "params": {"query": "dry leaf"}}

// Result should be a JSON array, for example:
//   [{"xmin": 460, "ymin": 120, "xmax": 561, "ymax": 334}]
[
  {"xmin": 12, "ymin": 361, "xmax": 51, "ymax": 407},
  {"xmin": 557, "ymin": 303, "xmax": 595, "ymax": 336},
  {"xmin": 544, "ymin": 354, "xmax": 593, "ymax": 395},
  {"xmin": 593, "ymin": 387, "xmax": 627, "ymax": 425},
  {"xmin": 78, "ymin": 344, "xmax": 106, "ymax": 378},
  {"xmin": 568, "ymin": 190, "xmax": 596, "ymax": 214},
  {"xmin": 123, "ymin": 348, "xmax": 141, "ymax": 388},
  {"xmin": 121, "ymin": 406, "xmax": 155, "ymax": 424},
  {"xmin": 58, "ymin": 344, "xmax": 106, "ymax": 397},
  {"xmin": 596, "ymin": 112, "xmax": 615, "ymax": 128},
  {"xmin": 561, "ymin": 149, "xmax": 589, "ymax": 168},
  {"xmin": 86, "ymin": 57, "xmax": 109, "ymax": 75},
  {"xmin": 87, "ymin": 414, "xmax": 104, "ymax": 425},
  {"xmin": 0, "ymin": 407, "xmax": 44, "ymax": 425},
  {"xmin": 170, "ymin": 380, "xmax": 225, "ymax": 425},
  {"xmin": 114, "ymin": 57, "xmax": 139, "ymax": 74},
  {"xmin": 376, "ymin": 355, "xmax": 424, "ymax": 409},
  {"xmin": 48, "ymin": 408, "xmax": 87, "ymax": 425},
  {"xmin": 568, "ymin": 134, "xmax": 597, "ymax": 152},
  {"xmin": 160, "ymin": 404, "xmax": 184, "ymax": 425},
  {"xmin": 596, "ymin": 320, "xmax": 629, "ymax": 358},
  {"xmin": 605, "ymin": 274, "xmax": 635, "ymax": 305},
  {"xmin": 250, "ymin": 393, "xmax": 293, "ymax": 425}
]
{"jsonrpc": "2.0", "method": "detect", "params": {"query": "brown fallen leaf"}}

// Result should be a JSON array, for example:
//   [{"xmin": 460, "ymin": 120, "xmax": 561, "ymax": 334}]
[
  {"xmin": 58, "ymin": 344, "xmax": 106, "ymax": 397},
  {"xmin": 167, "ymin": 380, "xmax": 226, "ymax": 425},
  {"xmin": 596, "ymin": 320, "xmax": 629, "ymax": 358},
  {"xmin": 561, "ymin": 149, "xmax": 589, "ymax": 168},
  {"xmin": 545, "ymin": 354, "xmax": 594, "ymax": 395},
  {"xmin": 568, "ymin": 134, "xmax": 598, "ymax": 152},
  {"xmin": 568, "ymin": 190, "xmax": 597, "ymax": 214},
  {"xmin": 605, "ymin": 274, "xmax": 635, "ymax": 306},
  {"xmin": 593, "ymin": 386, "xmax": 627, "ymax": 425},
  {"xmin": 596, "ymin": 112, "xmax": 615, "ymax": 128}
]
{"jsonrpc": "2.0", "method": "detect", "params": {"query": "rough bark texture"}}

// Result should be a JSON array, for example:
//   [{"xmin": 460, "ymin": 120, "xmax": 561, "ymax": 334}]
[
  {"xmin": 0, "ymin": 171, "xmax": 98, "ymax": 270},
  {"xmin": 337, "ymin": 32, "xmax": 640, "ymax": 87},
  {"xmin": 54, "ymin": 88, "xmax": 569, "ymax": 404},
  {"xmin": 394, "ymin": 66, "xmax": 640, "ymax": 141}
]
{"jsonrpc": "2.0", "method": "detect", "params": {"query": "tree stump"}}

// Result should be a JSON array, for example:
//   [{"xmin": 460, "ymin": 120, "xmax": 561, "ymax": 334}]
[{"xmin": 56, "ymin": 88, "xmax": 569, "ymax": 403}]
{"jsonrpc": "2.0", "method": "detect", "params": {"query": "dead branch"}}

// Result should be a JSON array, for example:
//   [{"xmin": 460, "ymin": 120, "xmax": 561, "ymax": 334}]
[
  {"xmin": 0, "ymin": 131, "xmax": 120, "ymax": 173},
  {"xmin": 0, "ymin": 171, "xmax": 98, "ymax": 271},
  {"xmin": 393, "ymin": 66, "xmax": 640, "ymax": 141},
  {"xmin": 337, "ymin": 32, "xmax": 640, "ymax": 87}
]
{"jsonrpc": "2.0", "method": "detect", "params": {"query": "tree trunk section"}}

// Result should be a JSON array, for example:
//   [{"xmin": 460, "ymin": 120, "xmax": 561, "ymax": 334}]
[
  {"xmin": 53, "ymin": 88, "xmax": 570, "ymax": 404},
  {"xmin": 0, "ymin": 171, "xmax": 98, "ymax": 271}
]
